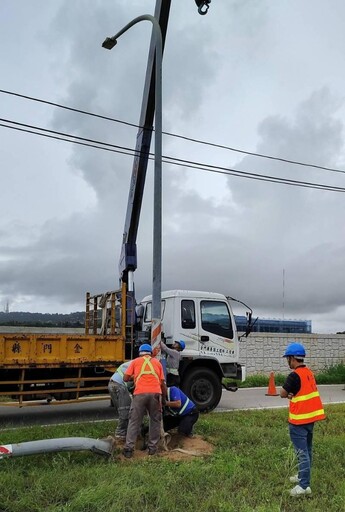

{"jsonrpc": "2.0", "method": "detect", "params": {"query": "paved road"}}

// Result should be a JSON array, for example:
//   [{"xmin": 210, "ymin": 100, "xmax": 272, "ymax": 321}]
[
  {"xmin": 216, "ymin": 384, "xmax": 345, "ymax": 411},
  {"xmin": 0, "ymin": 384, "xmax": 344, "ymax": 429}
]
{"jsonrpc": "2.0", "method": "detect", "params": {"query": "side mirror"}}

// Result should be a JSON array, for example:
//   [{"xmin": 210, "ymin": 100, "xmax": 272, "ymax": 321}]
[{"xmin": 245, "ymin": 311, "xmax": 252, "ymax": 337}]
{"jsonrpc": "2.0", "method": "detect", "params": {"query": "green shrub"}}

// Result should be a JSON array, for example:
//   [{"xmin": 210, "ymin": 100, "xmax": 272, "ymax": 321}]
[
  {"xmin": 225, "ymin": 363, "xmax": 345, "ymax": 388},
  {"xmin": 316, "ymin": 363, "xmax": 345, "ymax": 384}
]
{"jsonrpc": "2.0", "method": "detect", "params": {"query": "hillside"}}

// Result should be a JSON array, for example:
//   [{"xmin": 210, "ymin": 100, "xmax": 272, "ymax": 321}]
[{"xmin": 0, "ymin": 311, "xmax": 85, "ymax": 328}]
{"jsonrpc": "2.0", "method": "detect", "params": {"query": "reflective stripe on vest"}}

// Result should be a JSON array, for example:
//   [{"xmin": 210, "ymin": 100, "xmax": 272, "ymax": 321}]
[
  {"xmin": 289, "ymin": 409, "xmax": 325, "ymax": 421},
  {"xmin": 135, "ymin": 356, "xmax": 159, "ymax": 385},
  {"xmin": 167, "ymin": 388, "xmax": 190, "ymax": 415},
  {"xmin": 288, "ymin": 367, "xmax": 325, "ymax": 425},
  {"xmin": 291, "ymin": 391, "xmax": 320, "ymax": 403},
  {"xmin": 116, "ymin": 362, "xmax": 130, "ymax": 379},
  {"xmin": 167, "ymin": 368, "xmax": 179, "ymax": 376}
]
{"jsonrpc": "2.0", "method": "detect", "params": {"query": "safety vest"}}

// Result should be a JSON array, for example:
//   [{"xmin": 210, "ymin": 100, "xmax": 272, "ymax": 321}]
[
  {"xmin": 110, "ymin": 362, "xmax": 130, "ymax": 384},
  {"xmin": 167, "ymin": 387, "xmax": 190, "ymax": 415},
  {"xmin": 288, "ymin": 367, "xmax": 326, "ymax": 425},
  {"xmin": 135, "ymin": 356, "xmax": 160, "ymax": 385},
  {"xmin": 116, "ymin": 363, "xmax": 127, "ymax": 378},
  {"xmin": 111, "ymin": 364, "xmax": 134, "ymax": 393}
]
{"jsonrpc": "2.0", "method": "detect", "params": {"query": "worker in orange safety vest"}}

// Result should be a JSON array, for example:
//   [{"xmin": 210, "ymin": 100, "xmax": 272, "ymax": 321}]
[
  {"xmin": 280, "ymin": 342, "xmax": 326, "ymax": 497},
  {"xmin": 122, "ymin": 344, "xmax": 166, "ymax": 458}
]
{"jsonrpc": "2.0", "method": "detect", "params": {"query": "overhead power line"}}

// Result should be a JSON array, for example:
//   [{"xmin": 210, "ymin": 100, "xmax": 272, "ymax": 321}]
[
  {"xmin": 0, "ymin": 89, "xmax": 138, "ymax": 129},
  {"xmin": 1, "ymin": 118, "xmax": 345, "ymax": 193},
  {"xmin": 1, "ymin": 88, "xmax": 345, "ymax": 176}
]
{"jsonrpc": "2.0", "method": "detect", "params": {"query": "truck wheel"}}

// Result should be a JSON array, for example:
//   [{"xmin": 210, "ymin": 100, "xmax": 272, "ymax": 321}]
[{"xmin": 181, "ymin": 367, "xmax": 222, "ymax": 413}]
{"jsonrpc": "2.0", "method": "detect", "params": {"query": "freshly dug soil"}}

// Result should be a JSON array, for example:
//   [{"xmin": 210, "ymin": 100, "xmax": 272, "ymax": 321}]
[{"xmin": 113, "ymin": 432, "xmax": 214, "ymax": 461}]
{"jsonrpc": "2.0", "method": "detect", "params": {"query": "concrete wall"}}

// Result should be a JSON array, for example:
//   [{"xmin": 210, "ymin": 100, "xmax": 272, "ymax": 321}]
[{"xmin": 239, "ymin": 333, "xmax": 345, "ymax": 375}]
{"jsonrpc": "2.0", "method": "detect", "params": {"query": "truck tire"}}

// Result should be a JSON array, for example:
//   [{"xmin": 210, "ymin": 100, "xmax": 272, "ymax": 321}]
[{"xmin": 181, "ymin": 367, "xmax": 222, "ymax": 413}]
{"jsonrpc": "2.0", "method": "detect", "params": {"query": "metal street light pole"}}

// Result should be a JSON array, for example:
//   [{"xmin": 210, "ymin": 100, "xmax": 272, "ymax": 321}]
[{"xmin": 102, "ymin": 15, "xmax": 163, "ymax": 354}]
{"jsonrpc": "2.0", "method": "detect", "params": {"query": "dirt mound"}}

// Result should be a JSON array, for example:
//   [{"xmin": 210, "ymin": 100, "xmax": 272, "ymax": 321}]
[
  {"xmin": 113, "ymin": 432, "xmax": 214, "ymax": 461},
  {"xmin": 160, "ymin": 433, "xmax": 214, "ymax": 460}
]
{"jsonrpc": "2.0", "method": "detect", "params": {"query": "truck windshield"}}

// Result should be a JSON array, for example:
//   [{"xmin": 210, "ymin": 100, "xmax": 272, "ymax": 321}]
[
  {"xmin": 200, "ymin": 301, "xmax": 233, "ymax": 339},
  {"xmin": 144, "ymin": 300, "xmax": 166, "ymax": 322}
]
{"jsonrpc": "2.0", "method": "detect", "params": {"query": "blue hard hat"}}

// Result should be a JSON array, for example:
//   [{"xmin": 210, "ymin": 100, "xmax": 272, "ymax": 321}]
[
  {"xmin": 283, "ymin": 342, "xmax": 306, "ymax": 358},
  {"xmin": 139, "ymin": 343, "xmax": 152, "ymax": 353},
  {"xmin": 177, "ymin": 340, "xmax": 186, "ymax": 351}
]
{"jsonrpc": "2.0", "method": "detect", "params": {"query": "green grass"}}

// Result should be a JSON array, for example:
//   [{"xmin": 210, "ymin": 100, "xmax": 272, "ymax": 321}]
[
  {"xmin": 235, "ymin": 363, "xmax": 345, "ymax": 388},
  {"xmin": 0, "ymin": 395, "xmax": 12, "ymax": 402},
  {"xmin": 1, "ymin": 405, "xmax": 344, "ymax": 512}
]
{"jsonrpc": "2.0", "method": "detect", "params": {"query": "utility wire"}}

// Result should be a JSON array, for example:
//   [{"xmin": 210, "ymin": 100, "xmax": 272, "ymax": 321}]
[
  {"xmin": 0, "ymin": 89, "xmax": 137, "ymax": 129},
  {"xmin": 1, "ymin": 118, "xmax": 345, "ymax": 193},
  {"xmin": 1, "ymin": 88, "xmax": 345, "ymax": 176},
  {"xmin": 0, "ymin": 117, "xmax": 139, "ymax": 157}
]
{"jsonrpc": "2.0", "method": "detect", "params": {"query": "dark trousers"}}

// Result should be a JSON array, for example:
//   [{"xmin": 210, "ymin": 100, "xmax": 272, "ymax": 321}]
[
  {"xmin": 125, "ymin": 393, "xmax": 162, "ymax": 452},
  {"xmin": 166, "ymin": 373, "xmax": 180, "ymax": 387},
  {"xmin": 163, "ymin": 409, "xmax": 199, "ymax": 436}
]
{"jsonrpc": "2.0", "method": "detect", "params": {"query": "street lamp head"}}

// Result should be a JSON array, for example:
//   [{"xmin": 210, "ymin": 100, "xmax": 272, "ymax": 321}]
[
  {"xmin": 195, "ymin": 0, "xmax": 211, "ymax": 15},
  {"xmin": 102, "ymin": 37, "xmax": 117, "ymax": 50}
]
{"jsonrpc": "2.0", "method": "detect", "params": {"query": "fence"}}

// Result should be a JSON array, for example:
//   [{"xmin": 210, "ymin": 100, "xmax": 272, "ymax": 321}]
[{"xmin": 239, "ymin": 333, "xmax": 345, "ymax": 375}]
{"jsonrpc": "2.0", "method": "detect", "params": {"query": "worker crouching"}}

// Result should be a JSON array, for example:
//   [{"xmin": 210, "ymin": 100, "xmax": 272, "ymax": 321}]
[
  {"xmin": 163, "ymin": 386, "xmax": 199, "ymax": 437},
  {"xmin": 108, "ymin": 360, "xmax": 133, "ymax": 440}
]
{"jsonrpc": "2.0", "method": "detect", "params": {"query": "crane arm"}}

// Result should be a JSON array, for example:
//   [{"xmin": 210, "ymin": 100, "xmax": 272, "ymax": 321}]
[
  {"xmin": 119, "ymin": 0, "xmax": 211, "ymax": 286},
  {"xmin": 119, "ymin": 0, "xmax": 172, "ymax": 285}
]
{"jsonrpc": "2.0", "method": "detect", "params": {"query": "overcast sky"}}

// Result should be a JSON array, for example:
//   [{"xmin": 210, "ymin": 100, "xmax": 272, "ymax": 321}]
[{"xmin": 1, "ymin": 0, "xmax": 345, "ymax": 333}]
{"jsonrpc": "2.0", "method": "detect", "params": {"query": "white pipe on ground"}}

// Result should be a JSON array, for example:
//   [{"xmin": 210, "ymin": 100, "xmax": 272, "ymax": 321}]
[{"xmin": 0, "ymin": 437, "xmax": 114, "ymax": 460}]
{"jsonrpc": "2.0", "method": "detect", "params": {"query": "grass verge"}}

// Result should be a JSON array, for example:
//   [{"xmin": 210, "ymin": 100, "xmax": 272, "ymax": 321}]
[{"xmin": 0, "ymin": 404, "xmax": 344, "ymax": 512}]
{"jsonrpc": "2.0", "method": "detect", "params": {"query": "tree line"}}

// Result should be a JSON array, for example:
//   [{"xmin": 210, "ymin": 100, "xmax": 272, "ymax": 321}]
[{"xmin": 0, "ymin": 311, "xmax": 85, "ymax": 328}]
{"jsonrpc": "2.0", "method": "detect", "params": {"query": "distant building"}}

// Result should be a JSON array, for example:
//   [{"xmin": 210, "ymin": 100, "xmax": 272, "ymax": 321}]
[{"xmin": 235, "ymin": 316, "xmax": 312, "ymax": 334}]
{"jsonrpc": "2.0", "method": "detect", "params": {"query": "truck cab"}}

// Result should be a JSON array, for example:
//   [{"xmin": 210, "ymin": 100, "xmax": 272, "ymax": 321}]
[{"xmin": 138, "ymin": 290, "xmax": 246, "ymax": 411}]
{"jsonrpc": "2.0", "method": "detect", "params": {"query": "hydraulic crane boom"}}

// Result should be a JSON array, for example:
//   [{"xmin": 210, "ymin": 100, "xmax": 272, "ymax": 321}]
[
  {"xmin": 118, "ymin": 0, "xmax": 211, "ymax": 288},
  {"xmin": 118, "ymin": 0, "xmax": 171, "ymax": 286}
]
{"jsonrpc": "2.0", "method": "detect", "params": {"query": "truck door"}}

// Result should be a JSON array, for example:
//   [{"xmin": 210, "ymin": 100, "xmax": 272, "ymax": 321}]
[
  {"xmin": 180, "ymin": 298, "xmax": 230, "ymax": 412},
  {"xmin": 179, "ymin": 299, "xmax": 199, "ymax": 351}
]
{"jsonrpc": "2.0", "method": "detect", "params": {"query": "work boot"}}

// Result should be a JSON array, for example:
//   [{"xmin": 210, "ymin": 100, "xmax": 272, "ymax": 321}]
[
  {"xmin": 289, "ymin": 485, "xmax": 312, "ymax": 497},
  {"xmin": 148, "ymin": 448, "xmax": 157, "ymax": 456},
  {"xmin": 289, "ymin": 474, "xmax": 300, "ymax": 483},
  {"xmin": 122, "ymin": 448, "xmax": 133, "ymax": 459}
]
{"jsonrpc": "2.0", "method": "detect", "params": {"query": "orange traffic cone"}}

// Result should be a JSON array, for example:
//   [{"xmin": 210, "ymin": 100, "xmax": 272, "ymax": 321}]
[{"xmin": 265, "ymin": 371, "xmax": 279, "ymax": 396}]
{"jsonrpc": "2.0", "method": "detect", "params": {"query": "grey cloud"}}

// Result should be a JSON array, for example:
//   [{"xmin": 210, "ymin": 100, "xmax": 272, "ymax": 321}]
[{"xmin": 2, "ymin": 1, "xmax": 345, "ymax": 334}]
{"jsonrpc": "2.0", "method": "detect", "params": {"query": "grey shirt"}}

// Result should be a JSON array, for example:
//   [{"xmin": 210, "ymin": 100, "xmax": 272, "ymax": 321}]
[{"xmin": 161, "ymin": 341, "xmax": 181, "ymax": 374}]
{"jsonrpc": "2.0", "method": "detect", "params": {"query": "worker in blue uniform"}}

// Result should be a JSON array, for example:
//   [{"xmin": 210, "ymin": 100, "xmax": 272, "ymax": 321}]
[{"xmin": 163, "ymin": 386, "xmax": 199, "ymax": 437}]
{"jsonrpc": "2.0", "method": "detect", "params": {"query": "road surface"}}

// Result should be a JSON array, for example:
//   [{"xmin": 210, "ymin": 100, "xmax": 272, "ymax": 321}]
[{"xmin": 0, "ymin": 384, "xmax": 344, "ymax": 429}]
